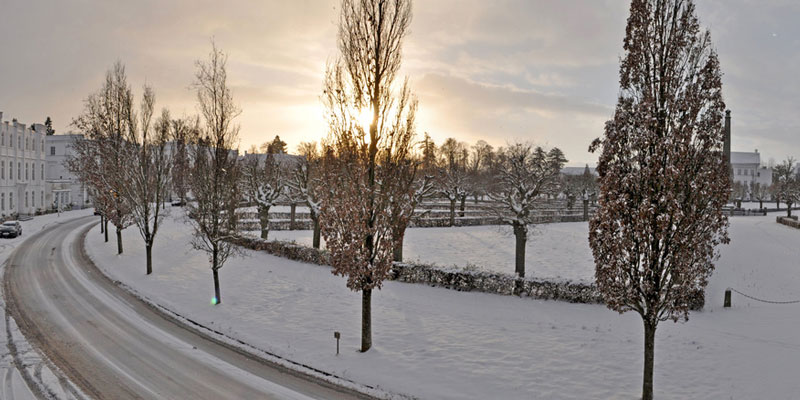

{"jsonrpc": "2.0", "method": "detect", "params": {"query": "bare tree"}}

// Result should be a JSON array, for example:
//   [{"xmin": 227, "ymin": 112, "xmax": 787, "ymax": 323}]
[
  {"xmin": 170, "ymin": 116, "xmax": 196, "ymax": 205},
  {"xmin": 292, "ymin": 141, "xmax": 323, "ymax": 248},
  {"xmin": 71, "ymin": 62, "xmax": 135, "ymax": 254},
  {"xmin": 751, "ymin": 181, "xmax": 770, "ymax": 210},
  {"xmin": 437, "ymin": 138, "xmax": 469, "ymax": 226},
  {"xmin": 318, "ymin": 0, "xmax": 415, "ymax": 353},
  {"xmin": 488, "ymin": 143, "xmax": 566, "ymax": 278},
  {"xmin": 119, "ymin": 93, "xmax": 173, "ymax": 275},
  {"xmin": 588, "ymin": 1, "xmax": 730, "ymax": 399},
  {"xmin": 187, "ymin": 42, "xmax": 242, "ymax": 305},
  {"xmin": 243, "ymin": 153, "xmax": 283, "ymax": 239},
  {"xmin": 773, "ymin": 158, "xmax": 799, "ymax": 217}
]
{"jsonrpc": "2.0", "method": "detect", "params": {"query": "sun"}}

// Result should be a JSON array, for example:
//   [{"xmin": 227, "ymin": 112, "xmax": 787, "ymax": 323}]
[{"xmin": 356, "ymin": 107, "xmax": 373, "ymax": 132}]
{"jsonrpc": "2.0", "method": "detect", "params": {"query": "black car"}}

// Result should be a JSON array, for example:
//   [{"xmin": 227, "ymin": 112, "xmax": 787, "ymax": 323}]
[{"xmin": 0, "ymin": 221, "xmax": 22, "ymax": 238}]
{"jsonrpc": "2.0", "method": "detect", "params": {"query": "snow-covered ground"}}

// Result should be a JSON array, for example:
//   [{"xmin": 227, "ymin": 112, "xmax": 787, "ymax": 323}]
[
  {"xmin": 86, "ymin": 211, "xmax": 800, "ymax": 399},
  {"xmin": 266, "ymin": 223, "xmax": 596, "ymax": 282}
]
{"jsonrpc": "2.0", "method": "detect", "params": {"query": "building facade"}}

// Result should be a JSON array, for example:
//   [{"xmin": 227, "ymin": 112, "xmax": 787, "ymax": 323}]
[
  {"xmin": 0, "ymin": 112, "xmax": 47, "ymax": 217},
  {"xmin": 45, "ymin": 133, "xmax": 89, "ymax": 209},
  {"xmin": 731, "ymin": 150, "xmax": 772, "ymax": 190}
]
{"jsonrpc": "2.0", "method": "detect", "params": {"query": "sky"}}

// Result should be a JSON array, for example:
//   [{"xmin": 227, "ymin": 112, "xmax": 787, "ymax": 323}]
[{"xmin": 1, "ymin": 0, "xmax": 799, "ymax": 166}]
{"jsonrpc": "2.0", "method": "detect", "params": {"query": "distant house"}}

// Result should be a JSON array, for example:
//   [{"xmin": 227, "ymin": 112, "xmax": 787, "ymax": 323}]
[
  {"xmin": 561, "ymin": 165, "xmax": 597, "ymax": 176},
  {"xmin": 731, "ymin": 150, "xmax": 772, "ymax": 193}
]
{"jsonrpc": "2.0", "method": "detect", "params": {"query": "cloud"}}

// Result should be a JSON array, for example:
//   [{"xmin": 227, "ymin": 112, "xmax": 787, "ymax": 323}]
[{"xmin": 1, "ymin": 0, "xmax": 799, "ymax": 166}]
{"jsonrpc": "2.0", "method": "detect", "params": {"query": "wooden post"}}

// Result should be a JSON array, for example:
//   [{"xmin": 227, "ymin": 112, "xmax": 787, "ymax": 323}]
[
  {"xmin": 334, "ymin": 331, "xmax": 340, "ymax": 355},
  {"xmin": 724, "ymin": 289, "xmax": 731, "ymax": 307}
]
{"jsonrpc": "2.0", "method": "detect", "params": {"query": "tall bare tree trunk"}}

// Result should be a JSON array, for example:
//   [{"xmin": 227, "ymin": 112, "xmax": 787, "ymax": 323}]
[
  {"xmin": 100, "ymin": 215, "xmax": 104, "ymax": 234},
  {"xmin": 145, "ymin": 241, "xmax": 153, "ymax": 275},
  {"xmin": 104, "ymin": 219, "xmax": 109, "ymax": 242},
  {"xmin": 212, "ymin": 247, "xmax": 221, "ymax": 305},
  {"xmin": 361, "ymin": 288, "xmax": 372, "ymax": 352},
  {"xmin": 788, "ymin": 203, "xmax": 793, "ymax": 218},
  {"xmin": 449, "ymin": 199, "xmax": 456, "ymax": 227},
  {"xmin": 290, "ymin": 203, "xmax": 297, "ymax": 230},
  {"xmin": 513, "ymin": 223, "xmax": 526, "ymax": 278},
  {"xmin": 259, "ymin": 207, "xmax": 270, "ymax": 240},
  {"xmin": 393, "ymin": 228, "xmax": 405, "ymax": 262},
  {"xmin": 642, "ymin": 320, "xmax": 656, "ymax": 400},
  {"xmin": 459, "ymin": 194, "xmax": 466, "ymax": 217},
  {"xmin": 583, "ymin": 199, "xmax": 589, "ymax": 221},
  {"xmin": 116, "ymin": 227, "xmax": 123, "ymax": 254},
  {"xmin": 312, "ymin": 217, "xmax": 321, "ymax": 249}
]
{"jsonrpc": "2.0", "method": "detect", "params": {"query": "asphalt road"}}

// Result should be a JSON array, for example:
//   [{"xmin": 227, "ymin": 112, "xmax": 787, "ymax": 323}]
[{"xmin": 4, "ymin": 217, "xmax": 371, "ymax": 400}]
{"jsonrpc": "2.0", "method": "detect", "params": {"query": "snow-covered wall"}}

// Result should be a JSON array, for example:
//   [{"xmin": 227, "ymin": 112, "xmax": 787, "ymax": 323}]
[{"xmin": 228, "ymin": 235, "xmax": 706, "ymax": 310}]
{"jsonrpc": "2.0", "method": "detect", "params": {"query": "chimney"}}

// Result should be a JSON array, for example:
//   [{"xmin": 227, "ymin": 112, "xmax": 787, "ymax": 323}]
[{"xmin": 724, "ymin": 110, "xmax": 731, "ymax": 168}]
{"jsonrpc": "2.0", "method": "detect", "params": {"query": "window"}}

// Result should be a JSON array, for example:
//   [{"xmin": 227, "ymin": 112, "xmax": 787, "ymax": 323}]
[
  {"xmin": 10, "ymin": 193, "xmax": 13, "ymax": 209},
  {"xmin": 41, "ymin": 163, "xmax": 44, "ymax": 180},
  {"xmin": 1, "ymin": 162, "xmax": 4, "ymax": 180},
  {"xmin": 41, "ymin": 191, "xmax": 43, "ymax": 207},
  {"xmin": 7, "ymin": 162, "xmax": 11, "ymax": 181},
  {"xmin": 17, "ymin": 162, "xmax": 20, "ymax": 180},
  {"xmin": 25, "ymin": 192, "xmax": 28, "ymax": 208},
  {"xmin": 25, "ymin": 163, "xmax": 28, "ymax": 181},
  {"xmin": 50, "ymin": 146, "xmax": 55, "ymax": 156},
  {"xmin": 1, "ymin": 193, "xmax": 4, "ymax": 211},
  {"xmin": 31, "ymin": 164, "xmax": 34, "ymax": 181}
]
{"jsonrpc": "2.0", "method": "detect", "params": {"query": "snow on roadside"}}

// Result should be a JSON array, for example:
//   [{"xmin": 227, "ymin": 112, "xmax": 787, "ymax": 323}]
[
  {"xmin": 0, "ymin": 209, "xmax": 96, "ymax": 400},
  {"xmin": 86, "ymin": 210, "xmax": 800, "ymax": 399},
  {"xmin": 266, "ymin": 223, "xmax": 596, "ymax": 282}
]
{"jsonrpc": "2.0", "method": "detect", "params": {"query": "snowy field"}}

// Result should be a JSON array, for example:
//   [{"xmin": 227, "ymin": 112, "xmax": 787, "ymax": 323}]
[
  {"xmin": 86, "ymin": 211, "xmax": 800, "ymax": 399},
  {"xmin": 266, "ymin": 223, "xmax": 596, "ymax": 282}
]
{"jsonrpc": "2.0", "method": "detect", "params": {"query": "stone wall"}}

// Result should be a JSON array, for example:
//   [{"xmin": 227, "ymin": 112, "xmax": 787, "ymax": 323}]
[
  {"xmin": 776, "ymin": 215, "xmax": 800, "ymax": 228},
  {"xmin": 228, "ymin": 235, "xmax": 705, "ymax": 310}
]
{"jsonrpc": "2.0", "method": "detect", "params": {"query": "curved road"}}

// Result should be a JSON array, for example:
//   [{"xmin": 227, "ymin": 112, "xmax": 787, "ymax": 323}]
[{"xmin": 4, "ymin": 217, "xmax": 370, "ymax": 400}]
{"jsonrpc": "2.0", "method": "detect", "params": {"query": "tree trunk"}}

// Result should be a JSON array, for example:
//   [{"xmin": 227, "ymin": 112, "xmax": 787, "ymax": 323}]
[
  {"xmin": 393, "ymin": 228, "xmax": 405, "ymax": 262},
  {"xmin": 212, "ymin": 247, "xmax": 221, "ymax": 305},
  {"xmin": 642, "ymin": 320, "xmax": 656, "ymax": 400},
  {"xmin": 145, "ymin": 242, "xmax": 153, "ymax": 275},
  {"xmin": 449, "ymin": 199, "xmax": 456, "ymax": 227},
  {"xmin": 459, "ymin": 195, "xmax": 466, "ymax": 217},
  {"xmin": 290, "ymin": 203, "xmax": 297, "ymax": 230},
  {"xmin": 361, "ymin": 288, "xmax": 372, "ymax": 352},
  {"xmin": 759, "ymin": 199, "xmax": 763, "ymax": 209},
  {"xmin": 513, "ymin": 223, "xmax": 526, "ymax": 278},
  {"xmin": 583, "ymin": 199, "xmax": 589, "ymax": 221},
  {"xmin": 100, "ymin": 215, "xmax": 104, "ymax": 234},
  {"xmin": 259, "ymin": 207, "xmax": 270, "ymax": 240},
  {"xmin": 116, "ymin": 227, "xmax": 123, "ymax": 254},
  {"xmin": 473, "ymin": 194, "xmax": 479, "ymax": 204},
  {"xmin": 788, "ymin": 202, "xmax": 793, "ymax": 218},
  {"xmin": 312, "ymin": 217, "xmax": 321, "ymax": 249},
  {"xmin": 104, "ymin": 219, "xmax": 109, "ymax": 243}
]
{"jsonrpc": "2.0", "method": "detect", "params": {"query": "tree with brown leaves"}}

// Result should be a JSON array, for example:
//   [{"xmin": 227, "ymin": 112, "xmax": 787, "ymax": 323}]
[
  {"xmin": 319, "ymin": 0, "xmax": 416, "ymax": 352},
  {"xmin": 589, "ymin": 1, "xmax": 730, "ymax": 399}
]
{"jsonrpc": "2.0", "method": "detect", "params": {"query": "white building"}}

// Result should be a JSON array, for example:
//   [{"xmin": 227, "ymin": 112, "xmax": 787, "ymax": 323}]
[
  {"xmin": 731, "ymin": 150, "xmax": 772, "ymax": 201},
  {"xmin": 45, "ymin": 133, "xmax": 90, "ymax": 209},
  {"xmin": 0, "ymin": 112, "xmax": 47, "ymax": 217},
  {"xmin": 731, "ymin": 150, "xmax": 772, "ymax": 191}
]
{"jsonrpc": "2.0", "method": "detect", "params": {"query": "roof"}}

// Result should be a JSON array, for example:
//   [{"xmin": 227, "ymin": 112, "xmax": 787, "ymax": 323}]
[
  {"xmin": 731, "ymin": 151, "xmax": 761, "ymax": 165},
  {"xmin": 561, "ymin": 166, "xmax": 597, "ymax": 176}
]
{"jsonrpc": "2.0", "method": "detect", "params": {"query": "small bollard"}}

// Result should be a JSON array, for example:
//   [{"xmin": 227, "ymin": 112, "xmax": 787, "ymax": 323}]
[
  {"xmin": 334, "ymin": 331, "xmax": 340, "ymax": 355},
  {"xmin": 724, "ymin": 289, "xmax": 731, "ymax": 308}
]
